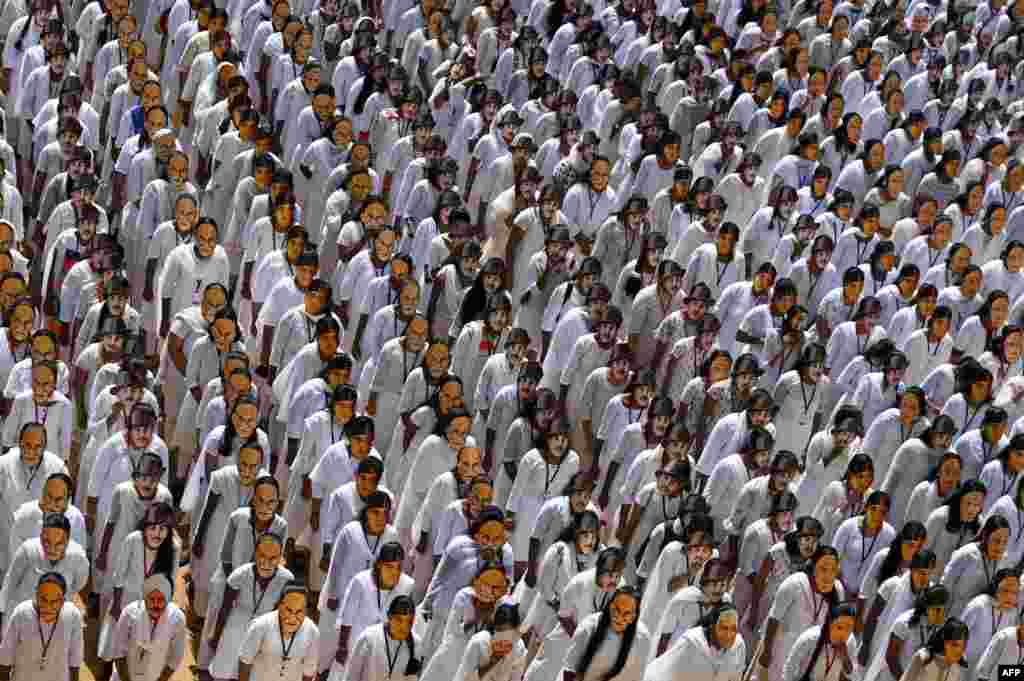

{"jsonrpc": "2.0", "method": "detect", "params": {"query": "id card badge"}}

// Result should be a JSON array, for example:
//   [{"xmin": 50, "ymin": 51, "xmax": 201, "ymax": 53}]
[{"xmin": 192, "ymin": 279, "xmax": 204, "ymax": 305}]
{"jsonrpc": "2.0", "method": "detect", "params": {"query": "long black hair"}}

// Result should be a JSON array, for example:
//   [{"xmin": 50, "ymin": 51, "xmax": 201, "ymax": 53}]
[
  {"xmin": 136, "ymin": 501, "xmax": 177, "ymax": 587},
  {"xmin": 908, "ymin": 585, "xmax": 948, "ymax": 627},
  {"xmin": 943, "ymin": 479, "xmax": 986, "ymax": 533},
  {"xmin": 418, "ymin": 372, "xmax": 461, "ymax": 413},
  {"xmin": 799, "ymin": 603, "xmax": 857, "ymax": 681},
  {"xmin": 923, "ymin": 618, "xmax": 969, "ymax": 667},
  {"xmin": 805, "ymin": 546, "xmax": 841, "ymax": 606},
  {"xmin": 93, "ymin": 275, "xmax": 130, "ymax": 336},
  {"xmin": 219, "ymin": 394, "xmax": 260, "ymax": 460},
  {"xmin": 575, "ymin": 586, "xmax": 642, "ymax": 681},
  {"xmin": 387, "ymin": 595, "xmax": 421, "ymax": 674},
  {"xmin": 877, "ymin": 521, "xmax": 927, "ymax": 584}
]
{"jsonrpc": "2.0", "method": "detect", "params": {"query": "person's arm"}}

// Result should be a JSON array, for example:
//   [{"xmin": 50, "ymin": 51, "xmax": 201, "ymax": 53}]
[
  {"xmin": 191, "ymin": 492, "xmax": 220, "ymax": 558},
  {"xmin": 260, "ymin": 326, "xmax": 274, "ymax": 369},
  {"xmin": 210, "ymin": 585, "xmax": 237, "ymax": 646},
  {"xmin": 859, "ymin": 594, "xmax": 887, "ymax": 665},
  {"xmin": 504, "ymin": 222, "xmax": 526, "ymax": 290},
  {"xmin": 166, "ymin": 327, "xmax": 187, "ymax": 372},
  {"xmin": 110, "ymin": 586, "xmax": 124, "ymax": 623},
  {"xmin": 465, "ymin": 157, "xmax": 481, "ymax": 201},
  {"xmin": 287, "ymin": 436, "xmax": 302, "ymax": 468},
  {"xmin": 580, "ymin": 418, "xmax": 594, "ymax": 465},
  {"xmin": 735, "ymin": 327, "xmax": 765, "ymax": 346},
  {"xmin": 885, "ymin": 633, "xmax": 907, "ymax": 680},
  {"xmin": 110, "ymin": 171, "xmax": 127, "ymax": 213},
  {"xmin": 310, "ymin": 496, "xmax": 321, "ymax": 532},
  {"xmin": 96, "ymin": 520, "xmax": 115, "ymax": 571},
  {"xmin": 599, "ymin": 460, "xmax": 619, "ymax": 512},
  {"xmin": 616, "ymin": 493, "xmax": 640, "ymax": 544},
  {"xmin": 335, "ymin": 625, "xmax": 352, "ymax": 666},
  {"xmin": 426, "ymin": 275, "xmax": 444, "ymax": 326},
  {"xmin": 759, "ymin": 617, "xmax": 780, "ymax": 668},
  {"xmin": 350, "ymin": 314, "xmax": 369, "ymax": 362},
  {"xmin": 85, "ymin": 493, "xmax": 98, "ymax": 533},
  {"xmin": 114, "ymin": 657, "xmax": 131, "ymax": 681}
]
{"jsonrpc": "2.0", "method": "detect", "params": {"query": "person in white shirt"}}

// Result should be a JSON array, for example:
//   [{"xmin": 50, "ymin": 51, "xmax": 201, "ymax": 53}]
[
  {"xmin": 109, "ymin": 574, "xmax": 187, "ymax": 681},
  {"xmin": 0, "ymin": 571, "xmax": 85, "ymax": 681},
  {"xmin": 238, "ymin": 585, "xmax": 319, "ymax": 681},
  {"xmin": 643, "ymin": 604, "xmax": 745, "ymax": 680},
  {"xmin": 332, "ymin": 595, "xmax": 423, "ymax": 681}
]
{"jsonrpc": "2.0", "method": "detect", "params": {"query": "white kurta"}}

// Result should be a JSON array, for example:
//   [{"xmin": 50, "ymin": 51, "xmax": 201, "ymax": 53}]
[
  {"xmin": 506, "ymin": 450, "xmax": 581, "ymax": 558},
  {"xmin": 562, "ymin": 612, "xmax": 651, "ymax": 681},
  {"xmin": 452, "ymin": 630, "xmax": 527, "ymax": 681},
  {"xmin": 763, "ymin": 572, "xmax": 846, "ymax": 681},
  {"xmin": 0, "ymin": 601, "xmax": 84, "ymax": 681},
  {"xmin": 643, "ymin": 626, "xmax": 745, "ymax": 681},
  {"xmin": 206, "ymin": 565, "xmax": 296, "ymax": 678},
  {"xmin": 239, "ymin": 612, "xmax": 319, "ymax": 681},
  {"xmin": 782, "ymin": 626, "xmax": 859, "ymax": 681},
  {"xmin": 337, "ymin": 569, "xmax": 417, "ymax": 663},
  {"xmin": 320, "ymin": 522, "xmax": 400, "ymax": 671},
  {"xmin": 0, "ymin": 539, "xmax": 90, "ymax": 616},
  {"xmin": 0, "ymin": 452, "xmax": 68, "ymax": 575},
  {"xmin": 109, "ymin": 601, "xmax": 187, "ymax": 681},
  {"xmin": 332, "ymin": 622, "xmax": 420, "ymax": 681}
]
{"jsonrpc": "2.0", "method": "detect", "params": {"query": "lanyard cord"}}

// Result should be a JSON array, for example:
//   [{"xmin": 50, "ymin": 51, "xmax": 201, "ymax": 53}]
[
  {"xmin": 36, "ymin": 609, "xmax": 58, "ymax": 663},
  {"xmin": 22, "ymin": 460, "xmax": 42, "ymax": 491},
  {"xmin": 799, "ymin": 381, "xmax": 817, "ymax": 416},
  {"xmin": 143, "ymin": 545, "xmax": 158, "ymax": 578},
  {"xmin": 278, "ymin": 616, "xmax": 298, "ymax": 660},
  {"xmin": 543, "ymin": 458, "xmax": 564, "ymax": 498},
  {"xmin": 715, "ymin": 257, "xmax": 731, "ymax": 287},
  {"xmin": 992, "ymin": 605, "xmax": 1007, "ymax": 639},
  {"xmin": 253, "ymin": 570, "xmax": 275, "ymax": 614},
  {"xmin": 859, "ymin": 521, "xmax": 881, "ymax": 565},
  {"xmin": 383, "ymin": 629, "xmax": 400, "ymax": 678}
]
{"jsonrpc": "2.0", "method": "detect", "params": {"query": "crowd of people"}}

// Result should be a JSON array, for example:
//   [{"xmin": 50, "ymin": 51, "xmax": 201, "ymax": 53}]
[{"xmin": 4, "ymin": 0, "xmax": 1024, "ymax": 677}]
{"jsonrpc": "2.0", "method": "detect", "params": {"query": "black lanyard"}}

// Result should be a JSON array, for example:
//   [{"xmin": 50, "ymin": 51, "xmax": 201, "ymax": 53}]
[
  {"xmin": 592, "ymin": 589, "xmax": 611, "ymax": 613},
  {"xmin": 799, "ymin": 381, "xmax": 817, "ymax": 416},
  {"xmin": 252, "ymin": 573, "xmax": 274, "ymax": 614},
  {"xmin": 401, "ymin": 349, "xmax": 417, "ymax": 384},
  {"xmin": 21, "ymin": 460, "xmax": 42, "ymax": 491},
  {"xmin": 36, "ymin": 610, "xmax": 58, "ymax": 668},
  {"xmin": 383, "ymin": 630, "xmax": 401, "ymax": 678},
  {"xmin": 329, "ymin": 417, "xmax": 344, "ymax": 445},
  {"xmin": 585, "ymin": 189, "xmax": 602, "ymax": 223},
  {"xmin": 363, "ymin": 526, "xmax": 382, "ymax": 567},
  {"xmin": 808, "ymin": 583, "xmax": 828, "ymax": 620},
  {"xmin": 858, "ymin": 523, "xmax": 881, "ymax": 566},
  {"xmin": 992, "ymin": 606, "xmax": 1007, "ymax": 639},
  {"xmin": 999, "ymin": 466, "xmax": 1017, "ymax": 498},
  {"xmin": 543, "ymin": 458, "xmax": 564, "ymax": 499},
  {"xmin": 278, "ymin": 617, "xmax": 298, "ymax": 661},
  {"xmin": 962, "ymin": 401, "xmax": 986, "ymax": 437},
  {"xmin": 807, "ymin": 269, "xmax": 824, "ymax": 302},
  {"xmin": 715, "ymin": 258, "xmax": 731, "ymax": 287}
]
